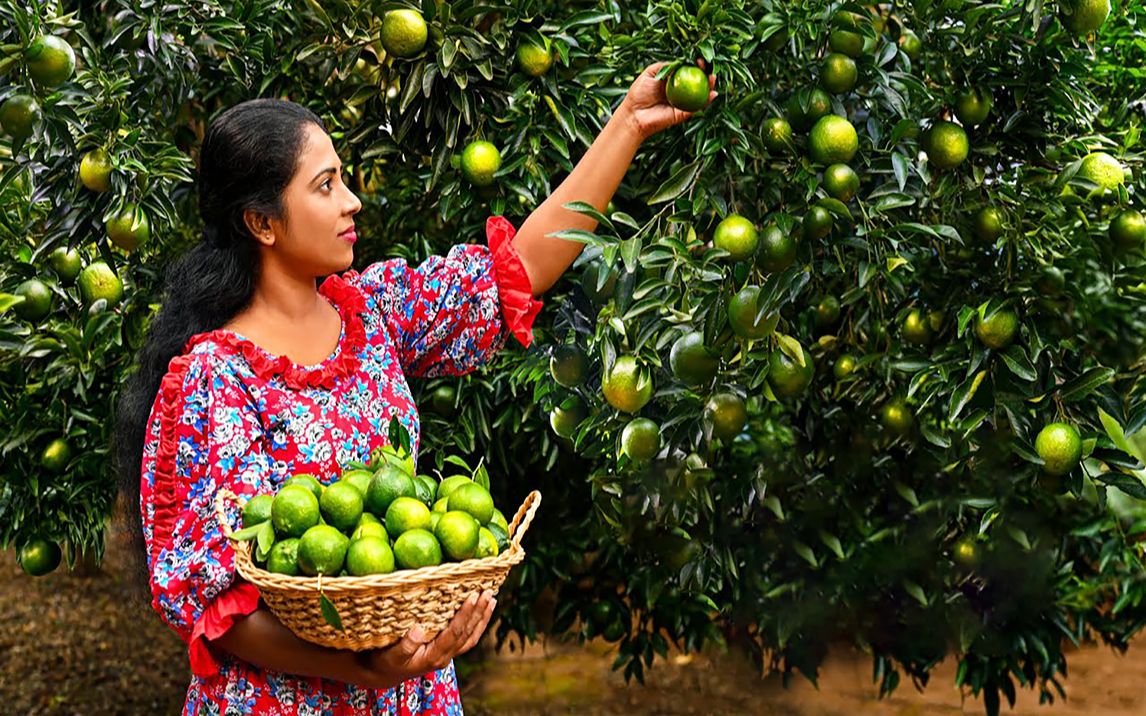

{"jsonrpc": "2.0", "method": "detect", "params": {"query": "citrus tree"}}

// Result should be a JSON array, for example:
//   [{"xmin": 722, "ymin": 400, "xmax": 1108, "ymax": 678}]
[{"xmin": 2, "ymin": 0, "xmax": 1146, "ymax": 713}]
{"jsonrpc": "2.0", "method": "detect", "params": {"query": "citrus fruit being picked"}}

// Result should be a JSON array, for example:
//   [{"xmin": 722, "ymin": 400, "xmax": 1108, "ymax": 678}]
[
  {"xmin": 381, "ymin": 9, "xmax": 428, "ymax": 58},
  {"xmin": 0, "ymin": 94, "xmax": 42, "ymax": 142},
  {"xmin": 19, "ymin": 538, "xmax": 61, "ymax": 577},
  {"xmin": 48, "ymin": 247, "xmax": 81, "ymax": 284},
  {"xmin": 924, "ymin": 121, "xmax": 969, "ymax": 170},
  {"xmin": 516, "ymin": 37, "xmax": 552, "ymax": 77},
  {"xmin": 393, "ymin": 529, "xmax": 443, "ymax": 569},
  {"xmin": 901, "ymin": 309, "xmax": 933, "ymax": 345},
  {"xmin": 728, "ymin": 285, "xmax": 777, "ymax": 340},
  {"xmin": 880, "ymin": 398, "xmax": 914, "ymax": 437},
  {"xmin": 809, "ymin": 115, "xmax": 858, "ymax": 165},
  {"xmin": 762, "ymin": 117, "xmax": 793, "ymax": 153},
  {"xmin": 602, "ymin": 355, "xmax": 653, "ymax": 413},
  {"xmin": 550, "ymin": 344, "xmax": 589, "ymax": 387},
  {"xmin": 272, "ymin": 484, "xmax": 321, "ymax": 538},
  {"xmin": 79, "ymin": 149, "xmax": 114, "ymax": 192},
  {"xmin": 821, "ymin": 53, "xmax": 858, "ymax": 94},
  {"xmin": 14, "ymin": 279, "xmax": 52, "ymax": 322},
  {"xmin": 105, "ymin": 204, "xmax": 150, "ymax": 252},
  {"xmin": 285, "ymin": 473, "xmax": 324, "ymax": 500},
  {"xmin": 385, "ymin": 496, "xmax": 432, "ymax": 538},
  {"xmin": 713, "ymin": 214, "xmax": 758, "ymax": 261},
  {"xmin": 621, "ymin": 417, "xmax": 661, "ymax": 461},
  {"xmin": 460, "ymin": 140, "xmax": 501, "ymax": 186},
  {"xmin": 973, "ymin": 206, "xmax": 1003, "ymax": 242},
  {"xmin": 665, "ymin": 64, "xmax": 710, "ymax": 112},
  {"xmin": 669, "ymin": 331, "xmax": 719, "ymax": 385},
  {"xmin": 757, "ymin": 225, "xmax": 797, "ymax": 273},
  {"xmin": 25, "ymin": 35, "xmax": 76, "ymax": 88},
  {"xmin": 448, "ymin": 482, "xmax": 495, "ymax": 524},
  {"xmin": 550, "ymin": 395, "xmax": 588, "ymax": 438},
  {"xmin": 297, "ymin": 525, "xmax": 350, "ymax": 576},
  {"xmin": 366, "ymin": 465, "xmax": 416, "ymax": 516},
  {"xmin": 1035, "ymin": 422, "xmax": 1083, "ymax": 476},
  {"xmin": 768, "ymin": 343, "xmax": 814, "ymax": 398},
  {"xmin": 955, "ymin": 87, "xmax": 993, "ymax": 127},
  {"xmin": 476, "ymin": 527, "xmax": 499, "ymax": 558},
  {"xmin": 706, "ymin": 392, "xmax": 747, "ymax": 441},
  {"xmin": 266, "ymin": 538, "xmax": 301, "ymax": 576},
  {"xmin": 242, "ymin": 494, "xmax": 274, "ymax": 528},
  {"xmin": 1075, "ymin": 151, "xmax": 1124, "ymax": 193},
  {"xmin": 822, "ymin": 164, "xmax": 859, "ymax": 202},
  {"xmin": 975, "ymin": 308, "xmax": 1019, "ymax": 349},
  {"xmin": 320, "ymin": 481, "xmax": 364, "ymax": 532},
  {"xmin": 1059, "ymin": 0, "xmax": 1110, "ymax": 35},
  {"xmin": 77, "ymin": 261, "xmax": 124, "ymax": 307},
  {"xmin": 1109, "ymin": 210, "xmax": 1145, "ymax": 251},
  {"xmin": 346, "ymin": 535, "xmax": 396, "ymax": 575},
  {"xmin": 434, "ymin": 510, "xmax": 481, "ymax": 561}
]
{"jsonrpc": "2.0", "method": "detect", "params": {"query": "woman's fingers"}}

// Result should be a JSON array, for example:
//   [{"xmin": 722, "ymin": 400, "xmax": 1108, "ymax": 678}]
[
  {"xmin": 421, "ymin": 591, "xmax": 490, "ymax": 669},
  {"xmin": 457, "ymin": 597, "xmax": 496, "ymax": 655}
]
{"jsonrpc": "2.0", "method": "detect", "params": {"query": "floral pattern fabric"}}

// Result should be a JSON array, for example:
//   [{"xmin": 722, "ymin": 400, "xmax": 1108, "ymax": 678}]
[{"xmin": 138, "ymin": 217, "xmax": 540, "ymax": 715}]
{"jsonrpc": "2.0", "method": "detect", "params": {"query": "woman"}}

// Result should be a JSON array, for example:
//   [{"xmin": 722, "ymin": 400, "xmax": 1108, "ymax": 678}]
[{"xmin": 112, "ymin": 61, "xmax": 715, "ymax": 714}]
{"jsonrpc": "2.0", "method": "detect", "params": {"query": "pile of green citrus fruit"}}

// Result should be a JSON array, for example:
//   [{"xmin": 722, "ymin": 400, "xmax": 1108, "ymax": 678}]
[{"xmin": 231, "ymin": 443, "xmax": 510, "ymax": 577}]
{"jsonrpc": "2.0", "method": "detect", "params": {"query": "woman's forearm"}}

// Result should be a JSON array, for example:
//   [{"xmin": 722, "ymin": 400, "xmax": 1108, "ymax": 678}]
[
  {"xmin": 513, "ymin": 100, "xmax": 645, "ymax": 296},
  {"xmin": 211, "ymin": 607, "xmax": 403, "ymax": 690}
]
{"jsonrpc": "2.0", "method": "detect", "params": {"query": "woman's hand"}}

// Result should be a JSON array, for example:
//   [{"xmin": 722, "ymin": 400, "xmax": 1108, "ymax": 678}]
[
  {"xmin": 353, "ymin": 590, "xmax": 496, "ymax": 690},
  {"xmin": 619, "ymin": 59, "xmax": 718, "ymax": 142}
]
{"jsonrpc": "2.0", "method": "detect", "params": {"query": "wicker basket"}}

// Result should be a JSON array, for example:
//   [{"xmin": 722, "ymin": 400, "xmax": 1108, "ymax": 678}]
[{"xmin": 213, "ymin": 487, "xmax": 541, "ymax": 650}]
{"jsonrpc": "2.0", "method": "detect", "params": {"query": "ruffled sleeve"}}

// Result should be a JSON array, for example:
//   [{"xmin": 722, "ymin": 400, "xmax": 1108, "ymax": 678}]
[
  {"xmin": 139, "ymin": 352, "xmax": 278, "ymax": 678},
  {"xmin": 343, "ymin": 216, "xmax": 543, "ymax": 378}
]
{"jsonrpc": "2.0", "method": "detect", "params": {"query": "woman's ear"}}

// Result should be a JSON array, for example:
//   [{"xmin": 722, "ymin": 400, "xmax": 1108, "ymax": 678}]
[{"xmin": 243, "ymin": 208, "xmax": 276, "ymax": 246}]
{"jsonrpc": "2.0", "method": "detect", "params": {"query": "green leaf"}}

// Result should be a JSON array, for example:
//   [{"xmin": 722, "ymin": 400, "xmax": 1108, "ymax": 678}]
[
  {"xmin": 320, "ymin": 592, "xmax": 345, "ymax": 632},
  {"xmin": 648, "ymin": 160, "xmax": 702, "ymax": 204},
  {"xmin": 228, "ymin": 522, "xmax": 263, "ymax": 542},
  {"xmin": 948, "ymin": 370, "xmax": 987, "ymax": 422},
  {"xmin": 0, "ymin": 294, "xmax": 24, "ymax": 315},
  {"xmin": 792, "ymin": 540, "xmax": 818, "ymax": 567},
  {"xmin": 255, "ymin": 520, "xmax": 275, "ymax": 562},
  {"xmin": 999, "ymin": 346, "xmax": 1037, "ymax": 381},
  {"xmin": 903, "ymin": 579, "xmax": 928, "ymax": 606},
  {"xmin": 1061, "ymin": 367, "xmax": 1114, "ymax": 403},
  {"xmin": 776, "ymin": 334, "xmax": 805, "ymax": 366}
]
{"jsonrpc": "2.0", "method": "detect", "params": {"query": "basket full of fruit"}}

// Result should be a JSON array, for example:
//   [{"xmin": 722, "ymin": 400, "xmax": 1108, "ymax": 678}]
[{"xmin": 213, "ymin": 430, "xmax": 541, "ymax": 651}]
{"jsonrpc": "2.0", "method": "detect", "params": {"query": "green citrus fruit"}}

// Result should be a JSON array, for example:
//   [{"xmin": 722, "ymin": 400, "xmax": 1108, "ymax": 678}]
[
  {"xmin": 297, "ymin": 525, "xmax": 349, "ymax": 576},
  {"xmin": 320, "ymin": 481, "xmax": 364, "ymax": 533},
  {"xmin": 25, "ymin": 35, "xmax": 75, "ymax": 87},
  {"xmin": 815, "ymin": 296, "xmax": 841, "ymax": 329},
  {"xmin": 768, "ymin": 343, "xmax": 815, "ymax": 398},
  {"xmin": 581, "ymin": 260, "xmax": 617, "ymax": 304},
  {"xmin": 380, "ymin": 9, "xmax": 428, "ymax": 58},
  {"xmin": 706, "ymin": 392, "xmax": 747, "ymax": 441},
  {"xmin": 0, "ymin": 94, "xmax": 42, "ymax": 142},
  {"xmin": 105, "ymin": 205, "xmax": 150, "ymax": 252},
  {"xmin": 809, "ymin": 115, "xmax": 858, "ymax": 165},
  {"xmin": 415, "ymin": 475, "xmax": 438, "ymax": 506},
  {"xmin": 803, "ymin": 205, "xmax": 834, "ymax": 240},
  {"xmin": 1035, "ymin": 265, "xmax": 1066, "ymax": 296},
  {"xmin": 713, "ymin": 214, "xmax": 758, "ymax": 261},
  {"xmin": 973, "ymin": 206, "xmax": 1003, "ymax": 242},
  {"xmin": 393, "ymin": 528, "xmax": 443, "ymax": 569},
  {"xmin": 516, "ymin": 37, "xmax": 552, "ymax": 77},
  {"xmin": 829, "ymin": 29, "xmax": 865, "ymax": 58},
  {"xmin": 432, "ymin": 496, "xmax": 450, "ymax": 513},
  {"xmin": 902, "ymin": 309, "xmax": 933, "ymax": 345},
  {"xmin": 79, "ymin": 149, "xmax": 113, "ymax": 192},
  {"xmin": 242, "ymin": 494, "xmax": 274, "ymax": 528},
  {"xmin": 762, "ymin": 117, "xmax": 793, "ymax": 153},
  {"xmin": 19, "ymin": 538, "xmax": 61, "ymax": 577},
  {"xmin": 437, "ymin": 475, "xmax": 473, "ymax": 501},
  {"xmin": 728, "ymin": 285, "xmax": 776, "ymax": 340},
  {"xmin": 358, "ymin": 511, "xmax": 382, "ymax": 527},
  {"xmin": 1075, "ymin": 151, "xmax": 1125, "ymax": 192},
  {"xmin": 14, "ymin": 279, "xmax": 52, "ymax": 322},
  {"xmin": 821, "ymin": 53, "xmax": 858, "ymax": 94},
  {"xmin": 669, "ymin": 331, "xmax": 719, "ymax": 385},
  {"xmin": 475, "ymin": 527, "xmax": 499, "ymax": 558},
  {"xmin": 346, "ymin": 535, "xmax": 396, "ymax": 575},
  {"xmin": 428, "ymin": 384, "xmax": 456, "ymax": 416},
  {"xmin": 834, "ymin": 353, "xmax": 858, "ymax": 380},
  {"xmin": 955, "ymin": 87, "xmax": 993, "ymax": 127},
  {"xmin": 758, "ymin": 225, "xmax": 798, "ymax": 273},
  {"xmin": 550, "ymin": 344, "xmax": 589, "ymax": 387},
  {"xmin": 77, "ymin": 261, "xmax": 123, "ymax": 307},
  {"xmin": 621, "ymin": 417, "xmax": 661, "ymax": 461},
  {"xmin": 433, "ymin": 511, "xmax": 481, "ymax": 561},
  {"xmin": 460, "ymin": 140, "xmax": 501, "ymax": 186},
  {"xmin": 266, "ymin": 538, "xmax": 301, "ymax": 575},
  {"xmin": 490, "ymin": 508, "xmax": 509, "ymax": 534},
  {"xmin": 385, "ymin": 496, "xmax": 432, "ymax": 538},
  {"xmin": 40, "ymin": 438, "xmax": 70, "ymax": 474},
  {"xmin": 880, "ymin": 398, "xmax": 914, "ymax": 436},
  {"xmin": 1060, "ymin": 0, "xmax": 1110, "ymax": 34},
  {"xmin": 550, "ymin": 395, "xmax": 588, "ymax": 438},
  {"xmin": 975, "ymin": 308, "xmax": 1019, "ymax": 349},
  {"xmin": 341, "ymin": 469, "xmax": 372, "ymax": 497},
  {"xmin": 665, "ymin": 65, "xmax": 710, "ymax": 112},
  {"xmin": 602, "ymin": 355, "xmax": 653, "ymax": 413},
  {"xmin": 1110, "ymin": 210, "xmax": 1146, "ymax": 251},
  {"xmin": 785, "ymin": 87, "xmax": 832, "ymax": 132},
  {"xmin": 448, "ymin": 482, "xmax": 495, "ymax": 524},
  {"xmin": 952, "ymin": 538, "xmax": 979, "ymax": 567},
  {"xmin": 365, "ymin": 465, "xmax": 416, "ymax": 517},
  {"xmin": 1035, "ymin": 422, "xmax": 1083, "ymax": 476},
  {"xmin": 285, "ymin": 473, "xmax": 324, "ymax": 500},
  {"xmin": 272, "ymin": 485, "xmax": 321, "ymax": 538},
  {"xmin": 351, "ymin": 521, "xmax": 389, "ymax": 542},
  {"xmin": 48, "ymin": 247, "xmax": 81, "ymax": 285},
  {"xmin": 924, "ymin": 121, "xmax": 969, "ymax": 170},
  {"xmin": 898, "ymin": 30, "xmax": 922, "ymax": 60},
  {"xmin": 822, "ymin": 164, "xmax": 860, "ymax": 202}
]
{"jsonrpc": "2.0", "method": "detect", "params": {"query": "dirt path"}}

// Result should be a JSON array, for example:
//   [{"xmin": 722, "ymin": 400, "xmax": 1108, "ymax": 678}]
[{"xmin": 3, "ymin": 531, "xmax": 1144, "ymax": 715}]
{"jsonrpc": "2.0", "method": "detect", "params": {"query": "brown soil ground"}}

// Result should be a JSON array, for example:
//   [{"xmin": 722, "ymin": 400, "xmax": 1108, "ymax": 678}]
[{"xmin": 3, "ymin": 530, "xmax": 1144, "ymax": 715}]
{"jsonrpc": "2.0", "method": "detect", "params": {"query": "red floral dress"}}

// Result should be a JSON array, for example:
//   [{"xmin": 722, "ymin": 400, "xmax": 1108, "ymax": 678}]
[{"xmin": 139, "ymin": 217, "xmax": 543, "ymax": 715}]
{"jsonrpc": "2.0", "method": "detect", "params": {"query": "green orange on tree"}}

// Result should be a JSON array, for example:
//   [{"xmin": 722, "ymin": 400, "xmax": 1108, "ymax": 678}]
[
  {"xmin": 880, "ymin": 397, "xmax": 914, "ymax": 437},
  {"xmin": 727, "ymin": 285, "xmax": 776, "ymax": 340},
  {"xmin": 768, "ymin": 342, "xmax": 814, "ymax": 398},
  {"xmin": 602, "ymin": 355, "xmax": 653, "ymax": 413},
  {"xmin": 40, "ymin": 437, "xmax": 70, "ymax": 474},
  {"xmin": 1072, "ymin": 151, "xmax": 1124, "ymax": 194},
  {"xmin": 550, "ymin": 343, "xmax": 589, "ymax": 387},
  {"xmin": 79, "ymin": 149, "xmax": 114, "ymax": 192},
  {"xmin": 664, "ymin": 64, "xmax": 710, "ymax": 113},
  {"xmin": 106, "ymin": 204, "xmax": 150, "ymax": 252},
  {"xmin": 713, "ymin": 214, "xmax": 758, "ymax": 261},
  {"xmin": 955, "ymin": 87, "xmax": 993, "ymax": 127},
  {"xmin": 785, "ymin": 87, "xmax": 831, "ymax": 132},
  {"xmin": 803, "ymin": 205, "xmax": 833, "ymax": 241},
  {"xmin": 460, "ymin": 140, "xmax": 501, "ymax": 187},
  {"xmin": 815, "ymin": 296, "xmax": 841, "ymax": 329},
  {"xmin": 973, "ymin": 206, "xmax": 1003, "ymax": 242},
  {"xmin": 975, "ymin": 308, "xmax": 1019, "ymax": 350},
  {"xmin": 1035, "ymin": 265, "xmax": 1066, "ymax": 296},
  {"xmin": 380, "ymin": 9, "xmax": 428, "ymax": 58},
  {"xmin": 762, "ymin": 117, "xmax": 792, "ymax": 153},
  {"xmin": 1109, "ymin": 210, "xmax": 1145, "ymax": 251},
  {"xmin": 1035, "ymin": 422, "xmax": 1083, "ymax": 476},
  {"xmin": 898, "ymin": 30, "xmax": 922, "ymax": 61},
  {"xmin": 829, "ymin": 28, "xmax": 864, "ymax": 58},
  {"xmin": 821, "ymin": 53, "xmax": 857, "ymax": 95},
  {"xmin": 77, "ymin": 261, "xmax": 124, "ymax": 307},
  {"xmin": 0, "ymin": 94, "xmax": 42, "ymax": 142},
  {"xmin": 809, "ymin": 115, "xmax": 858, "ymax": 165},
  {"xmin": 550, "ymin": 394, "xmax": 587, "ymax": 438},
  {"xmin": 516, "ymin": 36, "xmax": 552, "ymax": 77},
  {"xmin": 669, "ymin": 331, "xmax": 719, "ymax": 386},
  {"xmin": 705, "ymin": 392, "xmax": 747, "ymax": 441},
  {"xmin": 48, "ymin": 247, "xmax": 81, "ymax": 285},
  {"xmin": 14, "ymin": 278, "xmax": 52, "ymax": 322},
  {"xmin": 834, "ymin": 353, "xmax": 858, "ymax": 380},
  {"xmin": 18, "ymin": 538, "xmax": 61, "ymax": 577},
  {"xmin": 621, "ymin": 417, "xmax": 660, "ymax": 461},
  {"xmin": 1059, "ymin": 0, "xmax": 1110, "ymax": 35},
  {"xmin": 25, "ymin": 35, "xmax": 76, "ymax": 88},
  {"xmin": 757, "ymin": 225, "xmax": 797, "ymax": 273},
  {"xmin": 428, "ymin": 384, "xmax": 457, "ymax": 416},
  {"xmin": 924, "ymin": 121, "xmax": 969, "ymax": 170},
  {"xmin": 822, "ymin": 164, "xmax": 859, "ymax": 202}
]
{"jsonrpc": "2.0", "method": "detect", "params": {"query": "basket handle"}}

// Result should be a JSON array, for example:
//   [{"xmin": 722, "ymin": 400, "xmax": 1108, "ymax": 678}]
[
  {"xmin": 213, "ymin": 488, "xmax": 243, "ymax": 539},
  {"xmin": 507, "ymin": 490, "xmax": 542, "ymax": 551}
]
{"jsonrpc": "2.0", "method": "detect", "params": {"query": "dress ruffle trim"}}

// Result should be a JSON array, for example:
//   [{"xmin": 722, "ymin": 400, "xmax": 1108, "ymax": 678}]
[
  {"xmin": 148, "ymin": 353, "xmax": 197, "ymax": 569},
  {"xmin": 182, "ymin": 275, "xmax": 369, "ymax": 391},
  {"xmin": 486, "ymin": 215, "xmax": 544, "ymax": 348},
  {"xmin": 188, "ymin": 580, "xmax": 262, "ymax": 678}
]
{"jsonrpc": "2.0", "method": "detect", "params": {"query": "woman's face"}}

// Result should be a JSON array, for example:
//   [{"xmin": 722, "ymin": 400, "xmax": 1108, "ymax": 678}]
[{"xmin": 268, "ymin": 123, "xmax": 362, "ymax": 277}]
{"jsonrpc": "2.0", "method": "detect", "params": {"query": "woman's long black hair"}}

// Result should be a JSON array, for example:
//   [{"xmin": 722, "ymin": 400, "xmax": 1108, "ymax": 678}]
[{"xmin": 112, "ymin": 98, "xmax": 324, "ymax": 601}]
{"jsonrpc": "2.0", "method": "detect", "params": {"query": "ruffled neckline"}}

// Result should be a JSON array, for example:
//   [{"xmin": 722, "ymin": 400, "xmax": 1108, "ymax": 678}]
[{"xmin": 183, "ymin": 274, "xmax": 369, "ymax": 390}]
